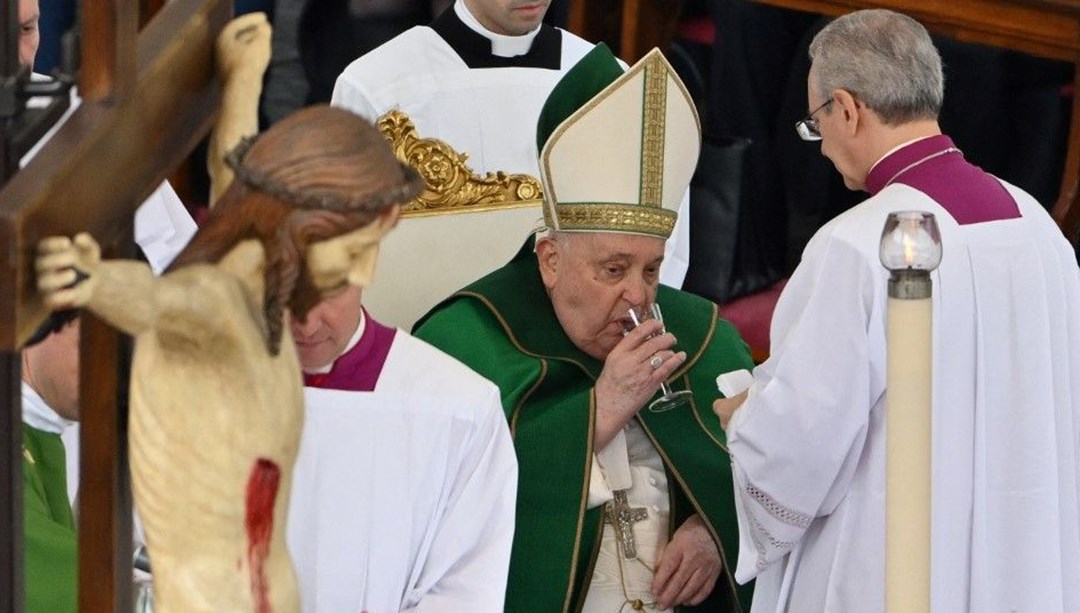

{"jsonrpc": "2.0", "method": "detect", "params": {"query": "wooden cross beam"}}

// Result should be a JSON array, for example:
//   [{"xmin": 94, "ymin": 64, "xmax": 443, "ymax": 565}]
[{"xmin": 0, "ymin": 0, "xmax": 231, "ymax": 611}]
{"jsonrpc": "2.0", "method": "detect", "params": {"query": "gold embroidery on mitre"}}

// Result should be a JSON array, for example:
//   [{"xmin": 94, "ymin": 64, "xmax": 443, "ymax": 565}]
[
  {"xmin": 376, "ymin": 110, "xmax": 543, "ymax": 217},
  {"xmin": 640, "ymin": 54, "xmax": 667, "ymax": 208},
  {"xmin": 553, "ymin": 203, "xmax": 676, "ymax": 238}
]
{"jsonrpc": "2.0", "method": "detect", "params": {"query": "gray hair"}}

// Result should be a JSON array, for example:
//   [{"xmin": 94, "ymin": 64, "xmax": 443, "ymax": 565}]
[
  {"xmin": 809, "ymin": 9, "xmax": 944, "ymax": 125},
  {"xmin": 535, "ymin": 228, "xmax": 586, "ymax": 254}
]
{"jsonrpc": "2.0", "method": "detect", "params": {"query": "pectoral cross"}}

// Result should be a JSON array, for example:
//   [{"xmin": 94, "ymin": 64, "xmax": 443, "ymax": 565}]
[{"xmin": 605, "ymin": 489, "xmax": 649, "ymax": 560}]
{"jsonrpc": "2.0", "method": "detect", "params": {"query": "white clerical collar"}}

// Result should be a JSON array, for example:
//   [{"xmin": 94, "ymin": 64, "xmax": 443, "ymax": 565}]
[
  {"xmin": 867, "ymin": 135, "xmax": 938, "ymax": 176},
  {"xmin": 303, "ymin": 309, "xmax": 367, "ymax": 374},
  {"xmin": 21, "ymin": 382, "xmax": 75, "ymax": 435},
  {"xmin": 455, "ymin": 0, "xmax": 541, "ymax": 58}
]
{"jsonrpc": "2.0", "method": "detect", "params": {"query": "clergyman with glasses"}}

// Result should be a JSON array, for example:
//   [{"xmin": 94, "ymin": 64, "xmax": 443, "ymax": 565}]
[{"xmin": 713, "ymin": 9, "xmax": 1080, "ymax": 612}]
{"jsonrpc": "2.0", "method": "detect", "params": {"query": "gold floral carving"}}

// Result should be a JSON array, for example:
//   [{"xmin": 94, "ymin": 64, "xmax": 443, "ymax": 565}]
[{"xmin": 375, "ymin": 109, "xmax": 543, "ymax": 217}]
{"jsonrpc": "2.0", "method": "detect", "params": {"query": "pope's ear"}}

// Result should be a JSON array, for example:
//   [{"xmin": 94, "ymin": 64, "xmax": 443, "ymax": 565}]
[{"xmin": 535, "ymin": 236, "xmax": 559, "ymax": 289}]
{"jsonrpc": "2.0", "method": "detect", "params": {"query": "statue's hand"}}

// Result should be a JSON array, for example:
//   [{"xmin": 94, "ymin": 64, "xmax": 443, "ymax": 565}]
[
  {"xmin": 36, "ymin": 233, "xmax": 101, "ymax": 310},
  {"xmin": 216, "ymin": 12, "xmax": 272, "ymax": 80}
]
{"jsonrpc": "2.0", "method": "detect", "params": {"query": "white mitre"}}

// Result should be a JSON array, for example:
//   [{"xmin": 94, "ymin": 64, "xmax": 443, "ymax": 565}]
[{"xmin": 536, "ymin": 44, "xmax": 701, "ymax": 240}]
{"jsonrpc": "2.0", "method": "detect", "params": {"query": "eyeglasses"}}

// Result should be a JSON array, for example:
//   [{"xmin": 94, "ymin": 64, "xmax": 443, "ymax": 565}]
[{"xmin": 795, "ymin": 99, "xmax": 834, "ymax": 141}]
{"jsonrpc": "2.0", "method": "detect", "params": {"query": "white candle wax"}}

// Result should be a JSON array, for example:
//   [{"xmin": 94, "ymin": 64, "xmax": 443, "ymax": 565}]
[{"xmin": 885, "ymin": 294, "xmax": 933, "ymax": 613}]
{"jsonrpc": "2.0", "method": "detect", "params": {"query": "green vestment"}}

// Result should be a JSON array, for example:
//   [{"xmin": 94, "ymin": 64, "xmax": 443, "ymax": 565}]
[
  {"xmin": 22, "ymin": 424, "xmax": 77, "ymax": 613},
  {"xmin": 415, "ymin": 249, "xmax": 755, "ymax": 612}
]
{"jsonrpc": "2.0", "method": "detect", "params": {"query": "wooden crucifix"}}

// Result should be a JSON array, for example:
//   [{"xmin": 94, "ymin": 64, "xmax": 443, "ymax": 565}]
[{"xmin": 0, "ymin": 0, "xmax": 231, "ymax": 611}]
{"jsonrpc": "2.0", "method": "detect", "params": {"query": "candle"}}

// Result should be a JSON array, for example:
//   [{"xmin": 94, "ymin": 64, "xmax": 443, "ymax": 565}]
[{"xmin": 879, "ymin": 211, "xmax": 941, "ymax": 613}]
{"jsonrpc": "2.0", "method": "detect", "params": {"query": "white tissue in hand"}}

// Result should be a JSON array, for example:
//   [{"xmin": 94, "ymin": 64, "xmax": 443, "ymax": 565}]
[{"xmin": 716, "ymin": 369, "xmax": 754, "ymax": 397}]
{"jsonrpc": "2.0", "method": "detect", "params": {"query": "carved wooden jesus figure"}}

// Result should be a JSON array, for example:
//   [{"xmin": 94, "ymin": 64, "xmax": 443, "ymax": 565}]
[{"xmin": 33, "ymin": 105, "xmax": 422, "ymax": 613}]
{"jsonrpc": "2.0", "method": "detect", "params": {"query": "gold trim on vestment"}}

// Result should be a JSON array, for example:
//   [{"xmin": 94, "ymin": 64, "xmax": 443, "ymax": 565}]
[
  {"xmin": 552, "ymin": 203, "xmax": 676, "ymax": 238},
  {"xmin": 688, "ymin": 374, "xmax": 729, "ymax": 452},
  {"xmin": 563, "ymin": 390, "xmax": 598, "ymax": 613},
  {"xmin": 375, "ymin": 110, "xmax": 543, "ymax": 217},
  {"xmin": 635, "ymin": 302, "xmax": 745, "ymax": 610},
  {"xmin": 640, "ymin": 55, "xmax": 666, "ymax": 208},
  {"xmin": 456, "ymin": 290, "xmax": 596, "ymax": 613},
  {"xmin": 571, "ymin": 520, "xmax": 605, "ymax": 613},
  {"xmin": 510, "ymin": 359, "xmax": 547, "ymax": 440},
  {"xmin": 636, "ymin": 418, "xmax": 745, "ymax": 613},
  {"xmin": 668, "ymin": 303, "xmax": 718, "ymax": 382},
  {"xmin": 680, "ymin": 308, "xmax": 730, "ymax": 451}
]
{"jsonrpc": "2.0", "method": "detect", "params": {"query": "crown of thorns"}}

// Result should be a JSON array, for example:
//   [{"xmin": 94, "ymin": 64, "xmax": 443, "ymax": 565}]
[{"xmin": 224, "ymin": 134, "xmax": 423, "ymax": 212}]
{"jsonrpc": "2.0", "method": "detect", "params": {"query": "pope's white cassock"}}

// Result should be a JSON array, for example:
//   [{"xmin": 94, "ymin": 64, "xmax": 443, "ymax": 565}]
[
  {"xmin": 725, "ymin": 136, "xmax": 1080, "ymax": 612},
  {"xmin": 287, "ymin": 313, "xmax": 517, "ymax": 613},
  {"xmin": 331, "ymin": 0, "xmax": 689, "ymax": 293},
  {"xmin": 581, "ymin": 422, "xmax": 674, "ymax": 612}
]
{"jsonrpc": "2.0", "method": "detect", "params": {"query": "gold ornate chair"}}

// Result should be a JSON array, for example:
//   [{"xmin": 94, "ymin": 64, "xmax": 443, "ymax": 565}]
[{"xmin": 365, "ymin": 110, "xmax": 545, "ymax": 329}]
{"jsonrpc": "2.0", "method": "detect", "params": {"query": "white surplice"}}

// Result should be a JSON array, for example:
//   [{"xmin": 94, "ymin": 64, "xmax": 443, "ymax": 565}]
[
  {"xmin": 287, "ymin": 332, "xmax": 517, "ymax": 613},
  {"xmin": 332, "ymin": 1, "xmax": 595, "ymax": 179},
  {"xmin": 331, "ymin": 1, "xmax": 689, "ymax": 288},
  {"xmin": 726, "ymin": 182, "xmax": 1080, "ymax": 612}
]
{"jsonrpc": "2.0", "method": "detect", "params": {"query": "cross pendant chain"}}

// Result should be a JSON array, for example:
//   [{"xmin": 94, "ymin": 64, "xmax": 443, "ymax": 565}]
[{"xmin": 605, "ymin": 489, "xmax": 649, "ymax": 560}]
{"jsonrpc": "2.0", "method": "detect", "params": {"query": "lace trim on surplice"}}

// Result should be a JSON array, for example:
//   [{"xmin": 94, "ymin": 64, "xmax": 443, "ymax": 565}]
[
  {"xmin": 745, "ymin": 483, "xmax": 813, "ymax": 528},
  {"xmin": 741, "ymin": 482, "xmax": 811, "ymax": 570}
]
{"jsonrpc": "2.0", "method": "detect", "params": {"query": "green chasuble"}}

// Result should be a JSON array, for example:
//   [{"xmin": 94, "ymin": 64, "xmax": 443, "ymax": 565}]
[
  {"xmin": 22, "ymin": 424, "xmax": 77, "ymax": 613},
  {"xmin": 415, "ymin": 248, "xmax": 755, "ymax": 613}
]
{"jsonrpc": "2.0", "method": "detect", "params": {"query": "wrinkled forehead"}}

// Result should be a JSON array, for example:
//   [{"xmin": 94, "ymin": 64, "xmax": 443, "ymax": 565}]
[{"xmin": 573, "ymin": 231, "xmax": 666, "ymax": 262}]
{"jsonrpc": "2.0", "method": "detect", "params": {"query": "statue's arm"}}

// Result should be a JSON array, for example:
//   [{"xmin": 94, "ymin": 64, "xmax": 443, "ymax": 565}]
[
  {"xmin": 37, "ymin": 233, "xmax": 159, "ymax": 336},
  {"xmin": 208, "ymin": 12, "xmax": 271, "ymax": 206}
]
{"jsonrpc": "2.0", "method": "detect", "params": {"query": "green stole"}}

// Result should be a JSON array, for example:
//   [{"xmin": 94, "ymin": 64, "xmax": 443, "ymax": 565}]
[
  {"xmin": 416, "ymin": 248, "xmax": 754, "ymax": 612},
  {"xmin": 22, "ymin": 424, "xmax": 77, "ymax": 613}
]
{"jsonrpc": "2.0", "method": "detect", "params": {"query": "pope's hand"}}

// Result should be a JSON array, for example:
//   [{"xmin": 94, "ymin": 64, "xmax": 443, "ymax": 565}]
[
  {"xmin": 595, "ymin": 319, "xmax": 685, "ymax": 436},
  {"xmin": 652, "ymin": 514, "xmax": 721, "ymax": 609},
  {"xmin": 36, "ymin": 233, "xmax": 101, "ymax": 311}
]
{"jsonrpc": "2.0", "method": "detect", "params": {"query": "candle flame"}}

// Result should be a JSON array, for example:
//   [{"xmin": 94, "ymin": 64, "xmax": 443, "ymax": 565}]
[{"xmin": 903, "ymin": 233, "xmax": 916, "ymax": 266}]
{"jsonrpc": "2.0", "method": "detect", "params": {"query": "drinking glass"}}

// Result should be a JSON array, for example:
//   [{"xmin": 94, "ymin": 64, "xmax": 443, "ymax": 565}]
[{"xmin": 627, "ymin": 303, "xmax": 693, "ymax": 412}]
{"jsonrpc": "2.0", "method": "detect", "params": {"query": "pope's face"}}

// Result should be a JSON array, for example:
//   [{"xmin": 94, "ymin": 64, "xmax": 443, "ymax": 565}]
[
  {"xmin": 538, "ymin": 232, "xmax": 663, "ymax": 361},
  {"xmin": 289, "ymin": 285, "xmax": 363, "ymax": 370},
  {"xmin": 19, "ymin": 0, "xmax": 40, "ymax": 69},
  {"xmin": 463, "ymin": 0, "xmax": 550, "ymax": 36}
]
